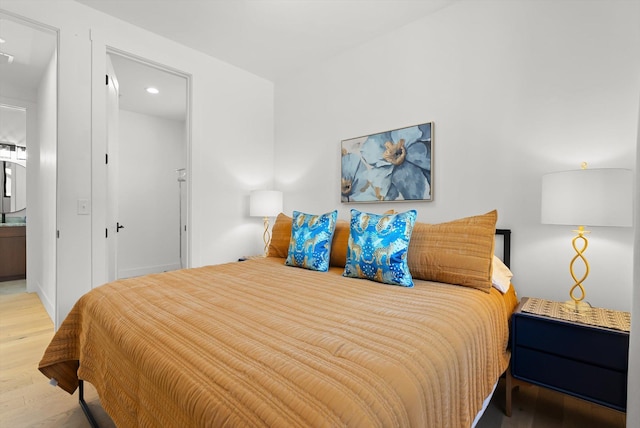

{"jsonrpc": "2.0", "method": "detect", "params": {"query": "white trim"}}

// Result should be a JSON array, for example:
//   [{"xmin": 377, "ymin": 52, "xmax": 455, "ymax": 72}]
[
  {"xmin": 35, "ymin": 280, "xmax": 55, "ymax": 322},
  {"xmin": 118, "ymin": 263, "xmax": 182, "ymax": 280}
]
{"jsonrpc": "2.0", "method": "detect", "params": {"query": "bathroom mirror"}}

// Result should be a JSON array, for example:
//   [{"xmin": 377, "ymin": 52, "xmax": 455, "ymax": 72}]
[{"xmin": 1, "ymin": 160, "xmax": 26, "ymax": 214}]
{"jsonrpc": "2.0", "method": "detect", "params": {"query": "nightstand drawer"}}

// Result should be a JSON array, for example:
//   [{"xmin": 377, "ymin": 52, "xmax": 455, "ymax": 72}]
[
  {"xmin": 513, "ymin": 315, "xmax": 628, "ymax": 371},
  {"xmin": 513, "ymin": 347, "xmax": 627, "ymax": 410}
]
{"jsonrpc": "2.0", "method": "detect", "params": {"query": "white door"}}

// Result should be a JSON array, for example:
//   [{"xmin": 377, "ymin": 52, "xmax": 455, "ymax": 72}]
[{"xmin": 105, "ymin": 55, "xmax": 120, "ymax": 282}]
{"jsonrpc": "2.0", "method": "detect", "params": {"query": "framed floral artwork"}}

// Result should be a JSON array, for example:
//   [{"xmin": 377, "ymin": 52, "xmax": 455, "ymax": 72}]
[{"xmin": 341, "ymin": 122, "xmax": 432, "ymax": 203}]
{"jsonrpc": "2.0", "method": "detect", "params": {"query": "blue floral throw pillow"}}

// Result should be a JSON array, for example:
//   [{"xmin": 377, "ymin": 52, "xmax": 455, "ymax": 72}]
[
  {"xmin": 343, "ymin": 209, "xmax": 417, "ymax": 287},
  {"xmin": 285, "ymin": 210, "xmax": 338, "ymax": 272}
]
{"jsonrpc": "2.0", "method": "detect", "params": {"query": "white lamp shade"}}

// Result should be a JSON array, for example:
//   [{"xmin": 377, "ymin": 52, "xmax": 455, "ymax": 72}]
[
  {"xmin": 249, "ymin": 190, "xmax": 283, "ymax": 217},
  {"xmin": 541, "ymin": 168, "xmax": 632, "ymax": 227}
]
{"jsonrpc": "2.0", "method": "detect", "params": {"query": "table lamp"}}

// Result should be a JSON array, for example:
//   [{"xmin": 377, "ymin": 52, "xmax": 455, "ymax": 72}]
[
  {"xmin": 250, "ymin": 190, "xmax": 283, "ymax": 256},
  {"xmin": 541, "ymin": 163, "xmax": 632, "ymax": 312}
]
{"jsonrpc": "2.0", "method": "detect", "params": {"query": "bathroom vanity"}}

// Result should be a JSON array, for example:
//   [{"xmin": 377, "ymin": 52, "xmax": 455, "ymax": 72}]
[
  {"xmin": 0, "ymin": 224, "xmax": 26, "ymax": 281},
  {"xmin": 1, "ymin": 158, "xmax": 27, "ymax": 281}
]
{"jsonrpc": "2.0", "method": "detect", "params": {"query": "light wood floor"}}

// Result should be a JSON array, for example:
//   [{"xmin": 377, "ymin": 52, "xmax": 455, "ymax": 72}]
[
  {"xmin": 0, "ymin": 292, "xmax": 114, "ymax": 427},
  {"xmin": 0, "ymin": 290, "xmax": 627, "ymax": 427}
]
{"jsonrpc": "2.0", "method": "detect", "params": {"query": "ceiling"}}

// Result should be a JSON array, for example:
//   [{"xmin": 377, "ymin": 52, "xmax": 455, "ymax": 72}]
[
  {"xmin": 75, "ymin": 0, "xmax": 457, "ymax": 82},
  {"xmin": 109, "ymin": 53, "xmax": 187, "ymax": 121},
  {"xmin": 1, "ymin": 1, "xmax": 457, "ymax": 121},
  {"xmin": 0, "ymin": 17, "xmax": 56, "ymax": 98},
  {"xmin": 0, "ymin": 14, "xmax": 186, "ymax": 121}
]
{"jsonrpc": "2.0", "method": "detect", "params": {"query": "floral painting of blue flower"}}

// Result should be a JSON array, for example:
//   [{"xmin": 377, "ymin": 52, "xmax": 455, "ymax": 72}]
[{"xmin": 341, "ymin": 122, "xmax": 432, "ymax": 202}]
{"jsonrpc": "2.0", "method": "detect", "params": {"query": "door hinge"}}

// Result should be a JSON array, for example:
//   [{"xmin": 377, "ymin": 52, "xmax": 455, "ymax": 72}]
[
  {"xmin": 106, "ymin": 74, "xmax": 109, "ymax": 85},
  {"xmin": 105, "ymin": 153, "xmax": 108, "ymax": 164},
  {"xmin": 105, "ymin": 228, "xmax": 108, "ymax": 238},
  {"xmin": 56, "ymin": 230, "xmax": 60, "ymax": 239}
]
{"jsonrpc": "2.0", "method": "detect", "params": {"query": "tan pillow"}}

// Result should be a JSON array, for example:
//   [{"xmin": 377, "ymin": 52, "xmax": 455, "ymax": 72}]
[
  {"xmin": 266, "ymin": 213, "xmax": 292, "ymax": 258},
  {"xmin": 268, "ymin": 215, "xmax": 352, "ymax": 266},
  {"xmin": 329, "ymin": 220, "xmax": 350, "ymax": 268},
  {"xmin": 407, "ymin": 210, "xmax": 497, "ymax": 292}
]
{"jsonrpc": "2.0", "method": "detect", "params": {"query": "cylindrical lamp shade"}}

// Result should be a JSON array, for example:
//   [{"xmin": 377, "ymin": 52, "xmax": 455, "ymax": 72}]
[
  {"xmin": 541, "ymin": 168, "xmax": 632, "ymax": 227},
  {"xmin": 249, "ymin": 190, "xmax": 283, "ymax": 217}
]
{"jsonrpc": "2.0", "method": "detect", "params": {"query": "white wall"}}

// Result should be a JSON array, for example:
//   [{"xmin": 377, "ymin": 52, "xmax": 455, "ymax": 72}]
[
  {"xmin": 33, "ymin": 50, "xmax": 57, "ymax": 320},
  {"xmin": 2, "ymin": 0, "xmax": 275, "ymax": 326},
  {"xmin": 116, "ymin": 110, "xmax": 184, "ymax": 278},
  {"xmin": 628, "ymin": 95, "xmax": 640, "ymax": 422},
  {"xmin": 275, "ymin": 0, "xmax": 639, "ymax": 312}
]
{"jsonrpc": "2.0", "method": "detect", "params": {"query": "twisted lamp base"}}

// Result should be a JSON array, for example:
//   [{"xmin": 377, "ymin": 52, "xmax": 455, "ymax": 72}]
[
  {"xmin": 262, "ymin": 216, "xmax": 271, "ymax": 256},
  {"xmin": 562, "ymin": 226, "xmax": 592, "ymax": 314}
]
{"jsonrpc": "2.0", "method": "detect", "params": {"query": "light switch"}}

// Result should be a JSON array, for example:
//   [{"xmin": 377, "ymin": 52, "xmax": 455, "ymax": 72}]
[{"xmin": 77, "ymin": 199, "xmax": 90, "ymax": 215}]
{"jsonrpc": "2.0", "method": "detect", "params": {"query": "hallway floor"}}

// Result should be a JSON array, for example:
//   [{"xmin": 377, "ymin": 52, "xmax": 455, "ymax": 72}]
[{"xmin": 0, "ymin": 279, "xmax": 26, "ymax": 295}]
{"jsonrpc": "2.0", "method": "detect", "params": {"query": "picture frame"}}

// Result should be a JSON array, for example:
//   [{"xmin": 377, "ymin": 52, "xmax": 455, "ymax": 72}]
[{"xmin": 341, "ymin": 122, "xmax": 433, "ymax": 203}]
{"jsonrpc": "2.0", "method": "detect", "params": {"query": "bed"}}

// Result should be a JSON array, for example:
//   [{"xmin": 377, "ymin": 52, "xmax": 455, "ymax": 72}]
[{"xmin": 39, "ymin": 209, "xmax": 517, "ymax": 427}]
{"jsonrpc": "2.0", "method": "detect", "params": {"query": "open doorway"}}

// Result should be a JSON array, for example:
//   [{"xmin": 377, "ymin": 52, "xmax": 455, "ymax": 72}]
[
  {"xmin": 0, "ymin": 13, "xmax": 57, "ymax": 320},
  {"xmin": 105, "ymin": 51, "xmax": 189, "ymax": 280}
]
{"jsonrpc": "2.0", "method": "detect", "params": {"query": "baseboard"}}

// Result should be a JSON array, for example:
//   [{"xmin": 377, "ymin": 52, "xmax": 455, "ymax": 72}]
[
  {"xmin": 118, "ymin": 263, "xmax": 182, "ymax": 279},
  {"xmin": 34, "ymin": 280, "xmax": 55, "ymax": 323}
]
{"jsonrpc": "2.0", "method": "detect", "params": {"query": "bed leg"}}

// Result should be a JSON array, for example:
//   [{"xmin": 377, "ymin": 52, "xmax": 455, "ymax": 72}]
[
  {"xmin": 79, "ymin": 380, "xmax": 100, "ymax": 428},
  {"xmin": 505, "ymin": 365, "xmax": 527, "ymax": 417},
  {"xmin": 505, "ymin": 369, "xmax": 515, "ymax": 417}
]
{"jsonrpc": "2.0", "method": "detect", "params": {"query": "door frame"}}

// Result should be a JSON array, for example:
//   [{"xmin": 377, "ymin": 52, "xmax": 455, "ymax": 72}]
[
  {"xmin": 104, "ymin": 54, "xmax": 119, "ymax": 282},
  {"xmin": 90, "ymin": 39, "xmax": 192, "ymax": 287}
]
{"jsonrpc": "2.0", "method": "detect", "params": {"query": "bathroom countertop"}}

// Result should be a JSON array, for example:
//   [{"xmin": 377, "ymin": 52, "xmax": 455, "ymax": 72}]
[{"xmin": 0, "ymin": 223, "xmax": 26, "ymax": 227}]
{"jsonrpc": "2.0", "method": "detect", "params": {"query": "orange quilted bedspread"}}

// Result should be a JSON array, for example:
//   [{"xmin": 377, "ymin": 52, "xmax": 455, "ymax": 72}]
[{"xmin": 39, "ymin": 257, "xmax": 517, "ymax": 427}]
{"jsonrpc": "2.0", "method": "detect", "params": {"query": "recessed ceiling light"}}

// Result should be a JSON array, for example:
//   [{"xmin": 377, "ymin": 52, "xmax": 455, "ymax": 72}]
[
  {"xmin": 146, "ymin": 87, "xmax": 159, "ymax": 94},
  {"xmin": 0, "ymin": 38, "xmax": 5, "ymax": 44}
]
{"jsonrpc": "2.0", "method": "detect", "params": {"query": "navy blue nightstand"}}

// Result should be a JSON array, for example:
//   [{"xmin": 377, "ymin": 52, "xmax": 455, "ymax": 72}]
[{"xmin": 506, "ymin": 297, "xmax": 629, "ymax": 416}]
